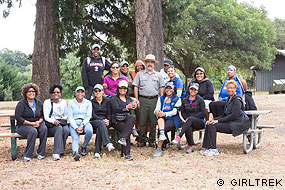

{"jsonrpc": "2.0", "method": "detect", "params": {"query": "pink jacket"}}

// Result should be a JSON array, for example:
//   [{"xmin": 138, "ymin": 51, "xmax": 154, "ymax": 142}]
[{"xmin": 104, "ymin": 73, "xmax": 128, "ymax": 96}]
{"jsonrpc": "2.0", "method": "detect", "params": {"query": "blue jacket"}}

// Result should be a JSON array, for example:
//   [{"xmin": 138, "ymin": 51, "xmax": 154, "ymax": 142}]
[
  {"xmin": 159, "ymin": 96, "xmax": 182, "ymax": 128},
  {"xmin": 169, "ymin": 76, "xmax": 186, "ymax": 99},
  {"xmin": 218, "ymin": 77, "xmax": 244, "ymax": 101}
]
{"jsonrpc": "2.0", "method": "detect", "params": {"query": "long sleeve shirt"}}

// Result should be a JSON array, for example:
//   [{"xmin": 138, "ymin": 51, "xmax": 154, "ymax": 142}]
[
  {"xmin": 43, "ymin": 99, "xmax": 68, "ymax": 124},
  {"xmin": 68, "ymin": 98, "xmax": 92, "ymax": 129},
  {"xmin": 91, "ymin": 97, "xmax": 111, "ymax": 121}
]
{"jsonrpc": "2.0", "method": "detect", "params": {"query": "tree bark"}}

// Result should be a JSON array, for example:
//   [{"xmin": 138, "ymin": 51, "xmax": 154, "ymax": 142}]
[
  {"xmin": 32, "ymin": 0, "xmax": 60, "ymax": 102},
  {"xmin": 135, "ymin": 0, "xmax": 164, "ymax": 71}
]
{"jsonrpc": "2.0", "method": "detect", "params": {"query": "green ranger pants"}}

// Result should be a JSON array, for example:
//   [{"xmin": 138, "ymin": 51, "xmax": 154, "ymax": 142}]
[{"xmin": 138, "ymin": 97, "xmax": 157, "ymax": 143}]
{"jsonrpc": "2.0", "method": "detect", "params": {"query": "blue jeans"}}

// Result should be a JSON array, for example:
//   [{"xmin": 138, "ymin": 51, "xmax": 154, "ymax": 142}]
[{"xmin": 69, "ymin": 121, "xmax": 93, "ymax": 154}]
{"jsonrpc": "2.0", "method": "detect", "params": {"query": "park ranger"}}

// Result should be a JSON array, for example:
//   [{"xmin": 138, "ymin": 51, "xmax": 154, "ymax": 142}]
[{"xmin": 133, "ymin": 54, "xmax": 164, "ymax": 147}]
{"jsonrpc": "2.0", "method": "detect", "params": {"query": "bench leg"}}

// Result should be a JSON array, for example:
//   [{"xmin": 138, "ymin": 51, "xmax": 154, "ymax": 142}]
[
  {"xmin": 11, "ymin": 137, "xmax": 17, "ymax": 160},
  {"xmin": 253, "ymin": 131, "xmax": 262, "ymax": 149},
  {"xmin": 243, "ymin": 133, "xmax": 254, "ymax": 154},
  {"xmin": 193, "ymin": 130, "xmax": 203, "ymax": 145}
]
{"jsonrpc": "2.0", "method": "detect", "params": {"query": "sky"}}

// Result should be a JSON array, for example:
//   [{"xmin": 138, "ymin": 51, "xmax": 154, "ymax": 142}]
[{"xmin": 0, "ymin": 0, "xmax": 284, "ymax": 55}]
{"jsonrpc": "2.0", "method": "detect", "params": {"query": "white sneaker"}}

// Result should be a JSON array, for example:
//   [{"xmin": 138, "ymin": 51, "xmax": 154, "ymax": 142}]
[
  {"xmin": 106, "ymin": 143, "xmax": 115, "ymax": 152},
  {"xmin": 36, "ymin": 152, "xmax": 45, "ymax": 160},
  {"xmin": 53, "ymin": 154, "xmax": 60, "ymax": 161},
  {"xmin": 199, "ymin": 149, "xmax": 208, "ymax": 155},
  {"xmin": 24, "ymin": 157, "xmax": 31, "ymax": 162},
  {"xmin": 94, "ymin": 153, "xmax": 101, "ymax": 158},
  {"xmin": 204, "ymin": 149, "xmax": 219, "ymax": 156},
  {"xmin": 158, "ymin": 134, "xmax": 167, "ymax": 142}
]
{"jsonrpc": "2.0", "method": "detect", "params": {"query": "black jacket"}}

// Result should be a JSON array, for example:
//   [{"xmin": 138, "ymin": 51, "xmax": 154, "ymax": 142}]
[
  {"xmin": 110, "ymin": 95, "xmax": 133, "ymax": 123},
  {"xmin": 15, "ymin": 98, "xmax": 43, "ymax": 127},
  {"xmin": 81, "ymin": 55, "xmax": 111, "ymax": 89},
  {"xmin": 181, "ymin": 94, "xmax": 205, "ymax": 120},
  {"xmin": 91, "ymin": 97, "xmax": 111, "ymax": 121},
  {"xmin": 216, "ymin": 94, "xmax": 250, "ymax": 137},
  {"xmin": 186, "ymin": 78, "xmax": 214, "ymax": 101}
]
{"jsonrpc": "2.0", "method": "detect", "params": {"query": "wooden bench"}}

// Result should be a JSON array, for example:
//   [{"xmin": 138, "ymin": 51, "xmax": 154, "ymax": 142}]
[
  {"xmin": 0, "ymin": 111, "xmax": 120, "ymax": 160},
  {"xmin": 177, "ymin": 110, "xmax": 275, "ymax": 154}
]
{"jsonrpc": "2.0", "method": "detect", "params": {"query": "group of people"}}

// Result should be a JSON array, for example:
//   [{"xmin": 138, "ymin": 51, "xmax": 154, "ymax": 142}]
[{"xmin": 14, "ymin": 44, "xmax": 251, "ymax": 162}]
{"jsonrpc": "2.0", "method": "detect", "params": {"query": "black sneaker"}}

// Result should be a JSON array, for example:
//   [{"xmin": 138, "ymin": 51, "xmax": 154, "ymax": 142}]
[
  {"xmin": 137, "ymin": 142, "xmax": 146, "ymax": 147},
  {"xmin": 81, "ymin": 146, "xmax": 87, "ymax": 156},
  {"xmin": 73, "ymin": 153, "xmax": 80, "ymax": 161},
  {"xmin": 148, "ymin": 142, "xmax": 155, "ymax": 148},
  {"xmin": 125, "ymin": 155, "xmax": 133, "ymax": 161}
]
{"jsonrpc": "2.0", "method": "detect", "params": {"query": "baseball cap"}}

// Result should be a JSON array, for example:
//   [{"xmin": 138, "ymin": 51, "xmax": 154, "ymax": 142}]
[
  {"xmin": 164, "ymin": 59, "xmax": 173, "ymax": 66},
  {"xmin": 189, "ymin": 83, "xmax": 199, "ymax": 91},
  {"xmin": 93, "ymin": 84, "xmax": 103, "ymax": 91},
  {"xmin": 91, "ymin": 44, "xmax": 100, "ymax": 50},
  {"xmin": 120, "ymin": 61, "xmax": 129, "ymax": 67},
  {"xmin": 118, "ymin": 80, "xmax": 128, "ymax": 88},
  {"xmin": 227, "ymin": 65, "xmax": 236, "ymax": 73},
  {"xmin": 75, "ymin": 86, "xmax": 85, "ymax": 93},
  {"xmin": 165, "ymin": 82, "xmax": 174, "ymax": 89}
]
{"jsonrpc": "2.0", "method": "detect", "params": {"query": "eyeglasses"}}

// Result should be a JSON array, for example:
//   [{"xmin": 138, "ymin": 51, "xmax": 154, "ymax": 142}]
[
  {"xmin": 111, "ymin": 67, "xmax": 119, "ymax": 69},
  {"xmin": 28, "ymin": 90, "xmax": 36, "ymax": 93},
  {"xmin": 119, "ymin": 87, "xmax": 128, "ymax": 90},
  {"xmin": 52, "ymin": 91, "xmax": 61, "ymax": 94},
  {"xmin": 121, "ymin": 65, "xmax": 128, "ymax": 68},
  {"xmin": 94, "ymin": 90, "xmax": 102, "ymax": 93}
]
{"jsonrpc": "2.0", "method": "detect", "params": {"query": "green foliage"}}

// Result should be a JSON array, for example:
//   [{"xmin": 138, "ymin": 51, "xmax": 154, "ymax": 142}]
[
  {"xmin": 0, "ymin": 48, "xmax": 32, "ymax": 71},
  {"xmin": 272, "ymin": 18, "xmax": 285, "ymax": 49},
  {"xmin": 60, "ymin": 51, "xmax": 82, "ymax": 99},
  {"xmin": 165, "ymin": 0, "xmax": 277, "ymax": 82}
]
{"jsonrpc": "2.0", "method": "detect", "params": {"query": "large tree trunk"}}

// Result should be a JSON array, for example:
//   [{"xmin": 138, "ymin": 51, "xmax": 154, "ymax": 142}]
[
  {"xmin": 32, "ymin": 0, "xmax": 60, "ymax": 102},
  {"xmin": 135, "ymin": 0, "xmax": 164, "ymax": 71}
]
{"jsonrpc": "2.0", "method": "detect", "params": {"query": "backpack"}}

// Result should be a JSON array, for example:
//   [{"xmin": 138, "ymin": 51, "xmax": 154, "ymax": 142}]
[{"xmin": 236, "ymin": 77, "xmax": 257, "ymax": 111}]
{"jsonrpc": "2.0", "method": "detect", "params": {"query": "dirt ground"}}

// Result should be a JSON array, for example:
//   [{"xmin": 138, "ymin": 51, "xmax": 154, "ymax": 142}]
[{"xmin": 0, "ymin": 93, "xmax": 284, "ymax": 190}]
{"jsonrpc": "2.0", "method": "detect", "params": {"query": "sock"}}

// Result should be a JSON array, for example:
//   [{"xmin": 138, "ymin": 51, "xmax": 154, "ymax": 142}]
[{"xmin": 159, "ymin": 129, "xmax": 164, "ymax": 135}]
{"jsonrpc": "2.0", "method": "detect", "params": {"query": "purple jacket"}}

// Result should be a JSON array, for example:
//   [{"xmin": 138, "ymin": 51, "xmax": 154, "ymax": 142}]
[{"xmin": 104, "ymin": 73, "xmax": 128, "ymax": 96}]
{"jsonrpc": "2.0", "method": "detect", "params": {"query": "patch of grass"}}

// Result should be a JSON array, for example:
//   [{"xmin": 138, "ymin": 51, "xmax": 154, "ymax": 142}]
[{"xmin": 13, "ymin": 180, "xmax": 30, "ymax": 185}]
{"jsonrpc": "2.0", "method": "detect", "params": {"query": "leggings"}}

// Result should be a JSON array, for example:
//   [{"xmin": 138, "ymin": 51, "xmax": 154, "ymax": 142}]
[
  {"xmin": 209, "ymin": 101, "xmax": 226, "ymax": 118},
  {"xmin": 179, "ymin": 117, "xmax": 205, "ymax": 145}
]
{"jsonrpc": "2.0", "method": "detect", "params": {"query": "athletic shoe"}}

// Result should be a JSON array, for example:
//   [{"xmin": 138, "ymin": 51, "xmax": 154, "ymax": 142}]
[
  {"xmin": 106, "ymin": 143, "xmax": 115, "ymax": 151},
  {"xmin": 148, "ymin": 142, "xmax": 156, "ymax": 148},
  {"xmin": 152, "ymin": 148, "xmax": 162, "ymax": 158},
  {"xmin": 118, "ymin": 138, "xmax": 127, "ymax": 146},
  {"xmin": 94, "ymin": 153, "xmax": 101, "ymax": 158},
  {"xmin": 73, "ymin": 153, "xmax": 80, "ymax": 161},
  {"xmin": 199, "ymin": 149, "xmax": 209, "ymax": 155},
  {"xmin": 24, "ymin": 157, "xmax": 31, "ymax": 162},
  {"xmin": 53, "ymin": 154, "xmax": 60, "ymax": 161},
  {"xmin": 36, "ymin": 152, "xmax": 44, "ymax": 160},
  {"xmin": 125, "ymin": 155, "xmax": 133, "ymax": 161},
  {"xmin": 158, "ymin": 134, "xmax": 167, "ymax": 142},
  {"xmin": 186, "ymin": 146, "xmax": 194, "ymax": 154},
  {"xmin": 132, "ymin": 128, "xmax": 139, "ymax": 137},
  {"xmin": 81, "ymin": 146, "xmax": 87, "ymax": 156},
  {"xmin": 204, "ymin": 149, "xmax": 219, "ymax": 156},
  {"xmin": 172, "ymin": 136, "xmax": 181, "ymax": 145}
]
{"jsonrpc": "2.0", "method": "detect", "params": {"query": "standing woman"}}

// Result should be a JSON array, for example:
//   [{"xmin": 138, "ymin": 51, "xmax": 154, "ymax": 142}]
[
  {"xmin": 15, "ymin": 83, "xmax": 47, "ymax": 162},
  {"xmin": 111, "ymin": 81, "xmax": 136, "ymax": 161},
  {"xmin": 172, "ymin": 83, "xmax": 206, "ymax": 153},
  {"xmin": 201, "ymin": 80, "xmax": 250, "ymax": 156},
  {"xmin": 90, "ymin": 84, "xmax": 115, "ymax": 158},
  {"xmin": 68, "ymin": 86, "xmax": 93, "ymax": 161},
  {"xmin": 167, "ymin": 66, "xmax": 185, "ymax": 99},
  {"xmin": 103, "ymin": 61, "xmax": 128, "ymax": 96},
  {"xmin": 43, "ymin": 84, "xmax": 69, "ymax": 161},
  {"xmin": 153, "ymin": 82, "xmax": 181, "ymax": 158},
  {"xmin": 186, "ymin": 67, "xmax": 214, "ymax": 120}
]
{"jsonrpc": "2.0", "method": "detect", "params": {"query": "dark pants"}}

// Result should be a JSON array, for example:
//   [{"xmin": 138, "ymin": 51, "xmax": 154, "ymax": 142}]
[
  {"xmin": 209, "ymin": 101, "xmax": 226, "ymax": 118},
  {"xmin": 48, "ymin": 125, "xmax": 69, "ymax": 155},
  {"xmin": 138, "ymin": 97, "xmax": 157, "ymax": 143},
  {"xmin": 16, "ymin": 122, "xmax": 48, "ymax": 158},
  {"xmin": 91, "ymin": 120, "xmax": 111, "ymax": 153},
  {"xmin": 113, "ymin": 115, "xmax": 136, "ymax": 156},
  {"xmin": 202, "ymin": 122, "xmax": 232, "ymax": 149},
  {"xmin": 179, "ymin": 117, "xmax": 205, "ymax": 145},
  {"xmin": 163, "ymin": 119, "xmax": 176, "ymax": 143},
  {"xmin": 85, "ymin": 85, "xmax": 95, "ymax": 100}
]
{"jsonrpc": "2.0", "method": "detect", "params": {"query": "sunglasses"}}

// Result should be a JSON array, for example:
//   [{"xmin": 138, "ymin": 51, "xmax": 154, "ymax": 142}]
[
  {"xmin": 111, "ymin": 67, "xmax": 119, "ymax": 69},
  {"xmin": 28, "ymin": 90, "xmax": 36, "ymax": 93},
  {"xmin": 121, "ymin": 65, "xmax": 129, "ymax": 68},
  {"xmin": 119, "ymin": 87, "xmax": 128, "ymax": 90},
  {"xmin": 94, "ymin": 89, "xmax": 102, "ymax": 93},
  {"xmin": 52, "ymin": 91, "xmax": 61, "ymax": 94}
]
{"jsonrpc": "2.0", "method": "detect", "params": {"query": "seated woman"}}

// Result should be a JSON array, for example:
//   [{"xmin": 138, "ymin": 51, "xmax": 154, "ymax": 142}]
[
  {"xmin": 201, "ymin": 80, "xmax": 250, "ymax": 156},
  {"xmin": 209, "ymin": 65, "xmax": 244, "ymax": 118},
  {"xmin": 111, "ymin": 80, "xmax": 136, "ymax": 161},
  {"xmin": 43, "ymin": 84, "xmax": 69, "ymax": 161},
  {"xmin": 104, "ymin": 61, "xmax": 128, "ymax": 96},
  {"xmin": 68, "ymin": 86, "xmax": 93, "ymax": 161},
  {"xmin": 186, "ymin": 67, "xmax": 214, "ymax": 120},
  {"xmin": 15, "ymin": 83, "xmax": 47, "ymax": 162},
  {"xmin": 153, "ymin": 82, "xmax": 181, "ymax": 158},
  {"xmin": 167, "ymin": 66, "xmax": 185, "ymax": 99},
  {"xmin": 90, "ymin": 84, "xmax": 115, "ymax": 158},
  {"xmin": 172, "ymin": 83, "xmax": 206, "ymax": 153}
]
